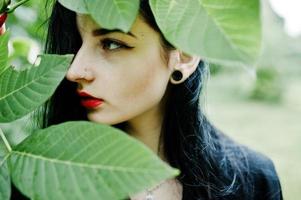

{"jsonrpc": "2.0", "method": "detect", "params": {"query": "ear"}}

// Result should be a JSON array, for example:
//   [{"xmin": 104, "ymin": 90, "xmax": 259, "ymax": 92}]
[{"xmin": 168, "ymin": 50, "xmax": 201, "ymax": 84}]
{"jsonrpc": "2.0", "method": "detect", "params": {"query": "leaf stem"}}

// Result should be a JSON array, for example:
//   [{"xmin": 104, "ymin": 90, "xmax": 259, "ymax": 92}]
[
  {"xmin": 0, "ymin": 128, "xmax": 12, "ymax": 153},
  {"xmin": 6, "ymin": 0, "xmax": 30, "ymax": 13}
]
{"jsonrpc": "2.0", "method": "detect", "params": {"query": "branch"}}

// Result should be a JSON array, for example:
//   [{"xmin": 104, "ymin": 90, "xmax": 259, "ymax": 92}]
[{"xmin": 6, "ymin": 0, "xmax": 30, "ymax": 13}]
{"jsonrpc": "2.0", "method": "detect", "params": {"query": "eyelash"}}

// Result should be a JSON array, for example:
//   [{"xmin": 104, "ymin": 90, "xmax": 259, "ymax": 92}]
[{"xmin": 100, "ymin": 38, "xmax": 134, "ymax": 51}]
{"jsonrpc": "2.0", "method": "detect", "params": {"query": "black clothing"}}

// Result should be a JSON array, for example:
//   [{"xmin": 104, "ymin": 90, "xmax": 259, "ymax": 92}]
[{"xmin": 220, "ymin": 135, "xmax": 283, "ymax": 200}]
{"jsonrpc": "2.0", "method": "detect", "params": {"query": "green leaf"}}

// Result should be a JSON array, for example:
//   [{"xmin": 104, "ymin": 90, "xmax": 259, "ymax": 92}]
[
  {"xmin": 0, "ymin": 128, "xmax": 9, "ymax": 157},
  {"xmin": 58, "ymin": 0, "xmax": 88, "ymax": 14},
  {"xmin": 86, "ymin": 0, "xmax": 140, "ymax": 32},
  {"xmin": 0, "ymin": 54, "xmax": 73, "ymax": 123},
  {"xmin": 9, "ymin": 121, "xmax": 179, "ymax": 199},
  {"xmin": 0, "ymin": 160, "xmax": 10, "ymax": 200},
  {"xmin": 11, "ymin": 38, "xmax": 32, "ymax": 58},
  {"xmin": 0, "ymin": 128, "xmax": 11, "ymax": 200},
  {"xmin": 0, "ymin": 31, "xmax": 9, "ymax": 76},
  {"xmin": 150, "ymin": 0, "xmax": 262, "ymax": 67},
  {"xmin": 58, "ymin": 0, "xmax": 140, "ymax": 32}
]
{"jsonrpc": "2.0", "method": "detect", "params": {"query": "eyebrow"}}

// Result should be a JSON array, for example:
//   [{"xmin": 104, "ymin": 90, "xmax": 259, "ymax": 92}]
[{"xmin": 92, "ymin": 28, "xmax": 137, "ymax": 38}]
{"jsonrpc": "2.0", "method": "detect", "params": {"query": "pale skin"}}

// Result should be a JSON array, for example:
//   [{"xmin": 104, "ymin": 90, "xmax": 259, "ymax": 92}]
[{"xmin": 66, "ymin": 14, "xmax": 200, "ymax": 200}]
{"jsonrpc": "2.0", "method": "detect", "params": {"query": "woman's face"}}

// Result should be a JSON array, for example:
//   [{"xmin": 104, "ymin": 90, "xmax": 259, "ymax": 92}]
[{"xmin": 66, "ymin": 14, "xmax": 174, "ymax": 125}]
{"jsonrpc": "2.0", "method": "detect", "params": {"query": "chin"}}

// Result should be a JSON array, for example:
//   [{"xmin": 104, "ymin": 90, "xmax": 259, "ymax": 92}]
[{"xmin": 87, "ymin": 112, "xmax": 128, "ymax": 126}]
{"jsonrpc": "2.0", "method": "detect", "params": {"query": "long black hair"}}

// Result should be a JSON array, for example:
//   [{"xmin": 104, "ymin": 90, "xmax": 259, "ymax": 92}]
[{"xmin": 39, "ymin": 1, "xmax": 254, "ymax": 199}]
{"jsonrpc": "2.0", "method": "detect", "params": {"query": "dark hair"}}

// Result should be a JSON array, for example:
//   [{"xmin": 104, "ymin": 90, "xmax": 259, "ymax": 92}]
[{"xmin": 39, "ymin": 1, "xmax": 254, "ymax": 199}]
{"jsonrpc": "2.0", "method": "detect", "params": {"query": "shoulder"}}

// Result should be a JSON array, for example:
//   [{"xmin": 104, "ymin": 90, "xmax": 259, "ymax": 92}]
[{"xmin": 218, "ymin": 132, "xmax": 283, "ymax": 200}]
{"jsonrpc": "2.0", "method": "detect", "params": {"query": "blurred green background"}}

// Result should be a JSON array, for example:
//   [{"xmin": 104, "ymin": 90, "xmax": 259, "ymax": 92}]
[
  {"xmin": 206, "ymin": 1, "xmax": 301, "ymax": 199},
  {"xmin": 0, "ymin": 0, "xmax": 300, "ymax": 199}
]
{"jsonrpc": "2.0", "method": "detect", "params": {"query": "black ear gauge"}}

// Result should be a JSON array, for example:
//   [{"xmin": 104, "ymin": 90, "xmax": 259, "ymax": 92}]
[{"xmin": 171, "ymin": 70, "xmax": 183, "ymax": 82}]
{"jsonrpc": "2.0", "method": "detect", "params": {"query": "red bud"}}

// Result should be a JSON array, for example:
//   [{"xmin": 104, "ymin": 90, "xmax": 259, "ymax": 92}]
[
  {"xmin": 0, "ymin": 12, "xmax": 7, "ymax": 35},
  {"xmin": 0, "ymin": 12, "xmax": 7, "ymax": 27}
]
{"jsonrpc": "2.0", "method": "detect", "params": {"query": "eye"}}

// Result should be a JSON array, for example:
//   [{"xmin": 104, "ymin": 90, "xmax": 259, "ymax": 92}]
[{"xmin": 101, "ymin": 38, "xmax": 133, "ymax": 51}]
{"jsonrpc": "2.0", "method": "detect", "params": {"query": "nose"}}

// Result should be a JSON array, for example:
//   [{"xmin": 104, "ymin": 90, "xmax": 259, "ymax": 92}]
[{"xmin": 66, "ymin": 46, "xmax": 94, "ymax": 82}]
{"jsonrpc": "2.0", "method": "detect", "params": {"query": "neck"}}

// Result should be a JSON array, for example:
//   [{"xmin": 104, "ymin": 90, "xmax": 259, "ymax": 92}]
[{"xmin": 124, "ymin": 105, "xmax": 165, "ymax": 161}]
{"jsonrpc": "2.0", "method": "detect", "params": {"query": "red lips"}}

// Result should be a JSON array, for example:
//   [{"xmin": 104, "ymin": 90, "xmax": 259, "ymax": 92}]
[{"xmin": 77, "ymin": 91, "xmax": 104, "ymax": 109}]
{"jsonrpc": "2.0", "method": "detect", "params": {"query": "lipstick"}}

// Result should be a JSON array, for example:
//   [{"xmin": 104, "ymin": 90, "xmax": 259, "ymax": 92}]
[{"xmin": 77, "ymin": 91, "xmax": 104, "ymax": 109}]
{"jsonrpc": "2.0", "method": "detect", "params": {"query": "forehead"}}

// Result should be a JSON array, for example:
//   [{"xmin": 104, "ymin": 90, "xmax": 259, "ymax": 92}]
[{"xmin": 76, "ymin": 14, "xmax": 154, "ymax": 38}]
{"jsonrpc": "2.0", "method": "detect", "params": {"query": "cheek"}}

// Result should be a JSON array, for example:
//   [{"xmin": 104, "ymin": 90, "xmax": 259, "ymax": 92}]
[{"xmin": 115, "ymin": 57, "xmax": 169, "ymax": 109}]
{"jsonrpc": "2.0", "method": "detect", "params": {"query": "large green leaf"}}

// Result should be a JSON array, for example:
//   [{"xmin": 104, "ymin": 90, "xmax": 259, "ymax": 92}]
[
  {"xmin": 150, "ymin": 0, "xmax": 262, "ymax": 67},
  {"xmin": 86, "ymin": 0, "xmax": 140, "ymax": 32},
  {"xmin": 9, "ymin": 121, "xmax": 179, "ymax": 199},
  {"xmin": 0, "ymin": 54, "xmax": 73, "ymax": 123},
  {"xmin": 0, "ymin": 160, "xmax": 10, "ymax": 200},
  {"xmin": 0, "ymin": 128, "xmax": 9, "ymax": 158},
  {"xmin": 0, "ymin": 31, "xmax": 9, "ymax": 76},
  {"xmin": 58, "ymin": 0, "xmax": 88, "ymax": 14},
  {"xmin": 58, "ymin": 0, "xmax": 139, "ymax": 32},
  {"xmin": 0, "ymin": 128, "xmax": 10, "ymax": 200},
  {"xmin": 0, "ymin": 159, "xmax": 10, "ymax": 200}
]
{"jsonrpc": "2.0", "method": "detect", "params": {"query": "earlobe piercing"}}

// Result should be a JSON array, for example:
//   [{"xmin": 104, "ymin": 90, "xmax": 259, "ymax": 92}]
[{"xmin": 171, "ymin": 70, "xmax": 183, "ymax": 82}]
